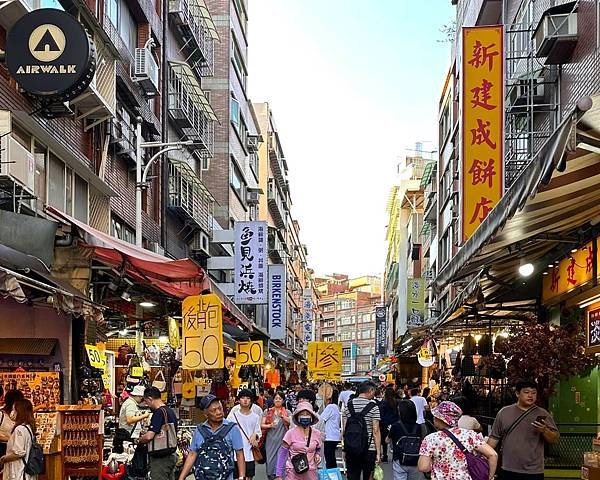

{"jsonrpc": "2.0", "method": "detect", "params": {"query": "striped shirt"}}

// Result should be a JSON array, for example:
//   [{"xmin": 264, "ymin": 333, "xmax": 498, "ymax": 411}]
[{"xmin": 342, "ymin": 397, "xmax": 380, "ymax": 450}]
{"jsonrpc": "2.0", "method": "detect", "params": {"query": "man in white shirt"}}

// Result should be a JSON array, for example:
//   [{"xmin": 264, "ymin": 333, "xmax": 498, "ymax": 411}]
[
  {"xmin": 338, "ymin": 383, "xmax": 355, "ymax": 409},
  {"xmin": 410, "ymin": 388, "xmax": 428, "ymax": 425},
  {"xmin": 227, "ymin": 389, "xmax": 261, "ymax": 480}
]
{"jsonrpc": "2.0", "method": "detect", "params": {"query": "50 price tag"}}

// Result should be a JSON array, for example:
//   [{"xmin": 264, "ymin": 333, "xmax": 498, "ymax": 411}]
[
  {"xmin": 236, "ymin": 341, "xmax": 264, "ymax": 366},
  {"xmin": 85, "ymin": 344, "xmax": 106, "ymax": 369}
]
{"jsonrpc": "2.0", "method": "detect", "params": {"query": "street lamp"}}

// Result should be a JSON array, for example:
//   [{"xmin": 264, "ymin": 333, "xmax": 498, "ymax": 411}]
[{"xmin": 135, "ymin": 117, "xmax": 195, "ymax": 248}]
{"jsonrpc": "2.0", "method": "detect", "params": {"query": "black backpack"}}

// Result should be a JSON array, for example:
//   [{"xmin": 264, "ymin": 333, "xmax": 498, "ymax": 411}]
[
  {"xmin": 392, "ymin": 421, "xmax": 422, "ymax": 466},
  {"xmin": 343, "ymin": 400, "xmax": 375, "ymax": 456},
  {"xmin": 194, "ymin": 423, "xmax": 236, "ymax": 480},
  {"xmin": 22, "ymin": 426, "xmax": 45, "ymax": 476}
]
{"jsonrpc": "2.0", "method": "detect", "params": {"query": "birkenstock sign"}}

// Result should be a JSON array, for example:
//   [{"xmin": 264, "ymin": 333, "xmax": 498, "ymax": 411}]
[{"xmin": 5, "ymin": 9, "xmax": 96, "ymax": 102}]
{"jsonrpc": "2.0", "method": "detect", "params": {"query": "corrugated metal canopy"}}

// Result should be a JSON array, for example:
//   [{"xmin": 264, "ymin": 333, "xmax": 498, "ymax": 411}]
[
  {"xmin": 169, "ymin": 61, "xmax": 217, "ymax": 121},
  {"xmin": 0, "ymin": 338, "xmax": 58, "ymax": 355},
  {"xmin": 196, "ymin": 0, "xmax": 219, "ymax": 40}
]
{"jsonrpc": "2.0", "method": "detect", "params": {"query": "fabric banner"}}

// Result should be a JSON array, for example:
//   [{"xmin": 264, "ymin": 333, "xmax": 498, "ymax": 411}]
[
  {"xmin": 375, "ymin": 306, "xmax": 387, "ymax": 355},
  {"xmin": 234, "ymin": 221, "xmax": 267, "ymax": 304},
  {"xmin": 407, "ymin": 278, "xmax": 425, "ymax": 328},
  {"xmin": 268, "ymin": 264, "xmax": 286, "ymax": 339}
]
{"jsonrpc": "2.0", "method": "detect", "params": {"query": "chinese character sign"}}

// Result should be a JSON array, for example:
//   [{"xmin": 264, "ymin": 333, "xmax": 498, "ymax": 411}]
[
  {"xmin": 268, "ymin": 264, "xmax": 287, "ymax": 340},
  {"xmin": 406, "ymin": 278, "xmax": 425, "ymax": 328},
  {"xmin": 588, "ymin": 308, "xmax": 600, "ymax": 350},
  {"xmin": 182, "ymin": 294, "xmax": 224, "ymax": 370},
  {"xmin": 375, "ymin": 306, "xmax": 387, "ymax": 355},
  {"xmin": 234, "ymin": 221, "xmax": 267, "ymax": 304},
  {"xmin": 307, "ymin": 342, "xmax": 342, "ymax": 374},
  {"xmin": 461, "ymin": 26, "xmax": 504, "ymax": 242},
  {"xmin": 542, "ymin": 239, "xmax": 598, "ymax": 302}
]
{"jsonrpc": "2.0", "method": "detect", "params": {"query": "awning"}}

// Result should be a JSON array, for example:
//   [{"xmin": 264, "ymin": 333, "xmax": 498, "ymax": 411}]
[
  {"xmin": 420, "ymin": 161, "xmax": 436, "ymax": 189},
  {"xmin": 270, "ymin": 343, "xmax": 294, "ymax": 362},
  {"xmin": 196, "ymin": 0, "xmax": 219, "ymax": 40},
  {"xmin": 169, "ymin": 158, "xmax": 215, "ymax": 201},
  {"xmin": 169, "ymin": 61, "xmax": 217, "ymax": 121},
  {"xmin": 435, "ymin": 107, "xmax": 582, "ymax": 290},
  {"xmin": 0, "ymin": 338, "xmax": 58, "ymax": 355}
]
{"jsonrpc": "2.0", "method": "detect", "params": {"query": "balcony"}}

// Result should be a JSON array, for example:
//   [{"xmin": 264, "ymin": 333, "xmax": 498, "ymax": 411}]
[
  {"xmin": 169, "ymin": 0, "xmax": 217, "ymax": 76},
  {"xmin": 108, "ymin": 107, "xmax": 136, "ymax": 163},
  {"xmin": 168, "ymin": 62, "xmax": 216, "ymax": 155},
  {"xmin": 268, "ymin": 178, "xmax": 287, "ymax": 230},
  {"xmin": 268, "ymin": 133, "xmax": 287, "ymax": 188},
  {"xmin": 268, "ymin": 226, "xmax": 286, "ymax": 263},
  {"xmin": 167, "ymin": 159, "xmax": 213, "ymax": 235}
]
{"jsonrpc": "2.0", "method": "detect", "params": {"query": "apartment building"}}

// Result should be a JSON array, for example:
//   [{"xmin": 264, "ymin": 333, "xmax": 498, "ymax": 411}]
[{"xmin": 316, "ymin": 274, "xmax": 380, "ymax": 376}]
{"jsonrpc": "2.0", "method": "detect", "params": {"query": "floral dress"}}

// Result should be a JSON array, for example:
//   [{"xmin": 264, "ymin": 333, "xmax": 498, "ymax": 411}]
[{"xmin": 419, "ymin": 427, "xmax": 484, "ymax": 480}]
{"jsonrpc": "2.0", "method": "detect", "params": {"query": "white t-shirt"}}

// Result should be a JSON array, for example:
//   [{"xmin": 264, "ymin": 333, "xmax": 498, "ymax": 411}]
[
  {"xmin": 0, "ymin": 411, "xmax": 15, "ymax": 442},
  {"xmin": 4, "ymin": 425, "xmax": 33, "ymax": 480},
  {"xmin": 227, "ymin": 410, "xmax": 261, "ymax": 461},
  {"xmin": 230, "ymin": 403, "xmax": 263, "ymax": 418},
  {"xmin": 338, "ymin": 390, "xmax": 354, "ymax": 408},
  {"xmin": 411, "ymin": 396, "xmax": 428, "ymax": 425},
  {"xmin": 320, "ymin": 404, "xmax": 341, "ymax": 441}
]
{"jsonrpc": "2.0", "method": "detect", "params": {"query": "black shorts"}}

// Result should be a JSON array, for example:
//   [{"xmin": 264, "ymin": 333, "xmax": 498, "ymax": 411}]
[{"xmin": 234, "ymin": 460, "xmax": 256, "ymax": 478}]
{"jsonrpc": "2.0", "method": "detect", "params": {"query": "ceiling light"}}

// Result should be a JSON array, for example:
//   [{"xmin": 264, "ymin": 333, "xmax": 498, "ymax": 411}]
[
  {"xmin": 158, "ymin": 335, "xmax": 169, "ymax": 343},
  {"xmin": 571, "ymin": 248, "xmax": 578, "ymax": 253},
  {"xmin": 139, "ymin": 301, "xmax": 156, "ymax": 308},
  {"xmin": 518, "ymin": 263, "xmax": 534, "ymax": 277},
  {"xmin": 542, "ymin": 271, "xmax": 549, "ymax": 275},
  {"xmin": 121, "ymin": 291, "xmax": 131, "ymax": 302},
  {"xmin": 119, "ymin": 329, "xmax": 128, "ymax": 336},
  {"xmin": 474, "ymin": 334, "xmax": 482, "ymax": 341},
  {"xmin": 548, "ymin": 264, "xmax": 554, "ymax": 268}
]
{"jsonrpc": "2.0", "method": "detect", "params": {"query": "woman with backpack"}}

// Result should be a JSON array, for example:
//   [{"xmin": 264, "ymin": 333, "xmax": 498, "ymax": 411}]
[
  {"xmin": 379, "ymin": 386, "xmax": 400, "ymax": 463},
  {"xmin": 417, "ymin": 401, "xmax": 497, "ymax": 480},
  {"xmin": 389, "ymin": 400, "xmax": 424, "ymax": 480},
  {"xmin": 262, "ymin": 391, "xmax": 291, "ymax": 479},
  {"xmin": 0, "ymin": 398, "xmax": 37, "ymax": 480},
  {"xmin": 274, "ymin": 401, "xmax": 321, "ymax": 480}
]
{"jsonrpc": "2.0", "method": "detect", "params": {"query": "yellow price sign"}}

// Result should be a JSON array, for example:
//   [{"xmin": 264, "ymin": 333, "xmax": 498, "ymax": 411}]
[
  {"xmin": 85, "ymin": 344, "xmax": 105, "ymax": 369},
  {"xmin": 308, "ymin": 370, "xmax": 341, "ymax": 381},
  {"xmin": 236, "ymin": 341, "xmax": 264, "ymax": 366},
  {"xmin": 182, "ymin": 294, "xmax": 224, "ymax": 370},
  {"xmin": 131, "ymin": 367, "xmax": 144, "ymax": 377}
]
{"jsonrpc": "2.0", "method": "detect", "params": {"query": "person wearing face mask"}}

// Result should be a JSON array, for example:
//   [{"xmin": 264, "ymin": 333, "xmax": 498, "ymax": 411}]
[
  {"xmin": 0, "ymin": 398, "xmax": 37, "ymax": 480},
  {"xmin": 274, "ymin": 401, "xmax": 321, "ymax": 480},
  {"xmin": 0, "ymin": 391, "xmax": 24, "ymax": 458}
]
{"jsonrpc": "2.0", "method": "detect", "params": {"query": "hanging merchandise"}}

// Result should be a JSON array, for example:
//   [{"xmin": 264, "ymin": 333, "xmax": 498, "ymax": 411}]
[
  {"xmin": 167, "ymin": 316, "xmax": 181, "ymax": 348},
  {"xmin": 145, "ymin": 343, "xmax": 161, "ymax": 366},
  {"xmin": 494, "ymin": 335, "xmax": 509, "ymax": 354},
  {"xmin": 463, "ymin": 335, "xmax": 477, "ymax": 355},
  {"xmin": 173, "ymin": 368, "xmax": 183, "ymax": 395},
  {"xmin": 117, "ymin": 343, "xmax": 133, "ymax": 366},
  {"xmin": 182, "ymin": 371, "xmax": 195, "ymax": 400},
  {"xmin": 452, "ymin": 351, "xmax": 462, "ymax": 378},
  {"xmin": 152, "ymin": 371, "xmax": 167, "ymax": 392},
  {"xmin": 126, "ymin": 356, "xmax": 143, "ymax": 384},
  {"xmin": 478, "ymin": 335, "xmax": 493, "ymax": 356},
  {"xmin": 461, "ymin": 355, "xmax": 476, "ymax": 376}
]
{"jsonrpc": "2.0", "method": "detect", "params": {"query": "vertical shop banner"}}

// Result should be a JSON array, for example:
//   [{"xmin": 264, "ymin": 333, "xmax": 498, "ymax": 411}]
[
  {"xmin": 268, "ymin": 264, "xmax": 287, "ymax": 339},
  {"xmin": 182, "ymin": 294, "xmax": 224, "ymax": 370},
  {"xmin": 302, "ymin": 288, "xmax": 313, "ymax": 342},
  {"xmin": 307, "ymin": 341, "xmax": 342, "ymax": 376},
  {"xmin": 407, "ymin": 278, "xmax": 425, "ymax": 328},
  {"xmin": 234, "ymin": 221, "xmax": 267, "ymax": 304},
  {"xmin": 375, "ymin": 306, "xmax": 387, "ymax": 355},
  {"xmin": 587, "ymin": 308, "xmax": 600, "ymax": 353},
  {"xmin": 461, "ymin": 25, "xmax": 504, "ymax": 242}
]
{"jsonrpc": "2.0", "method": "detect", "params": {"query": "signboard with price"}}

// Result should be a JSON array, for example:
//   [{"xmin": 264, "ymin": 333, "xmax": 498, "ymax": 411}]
[
  {"xmin": 236, "ymin": 341, "xmax": 264, "ymax": 366},
  {"xmin": 85, "ymin": 344, "xmax": 112, "ymax": 392},
  {"xmin": 182, "ymin": 294, "xmax": 224, "ymax": 370}
]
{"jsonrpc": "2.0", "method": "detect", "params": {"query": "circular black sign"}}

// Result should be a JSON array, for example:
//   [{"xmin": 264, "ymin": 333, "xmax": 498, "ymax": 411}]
[{"xmin": 6, "ymin": 9, "xmax": 96, "ymax": 102}]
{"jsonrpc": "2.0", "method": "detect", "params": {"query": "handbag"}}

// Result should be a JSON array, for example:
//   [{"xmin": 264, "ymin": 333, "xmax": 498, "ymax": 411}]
[
  {"xmin": 290, "ymin": 427, "xmax": 312, "ymax": 475},
  {"xmin": 148, "ymin": 407, "xmax": 177, "ymax": 457},
  {"xmin": 152, "ymin": 371, "xmax": 167, "ymax": 392},
  {"xmin": 497, "ymin": 405, "xmax": 537, "ymax": 466},
  {"xmin": 234, "ymin": 413, "xmax": 264, "ymax": 464},
  {"xmin": 173, "ymin": 368, "xmax": 183, "ymax": 395},
  {"xmin": 182, "ymin": 371, "xmax": 195, "ymax": 400},
  {"xmin": 443, "ymin": 429, "xmax": 489, "ymax": 480}
]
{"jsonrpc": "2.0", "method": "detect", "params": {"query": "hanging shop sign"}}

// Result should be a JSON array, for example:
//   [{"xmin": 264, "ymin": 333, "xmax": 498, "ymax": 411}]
[
  {"xmin": 5, "ymin": 9, "xmax": 96, "ymax": 102},
  {"xmin": 375, "ymin": 306, "xmax": 387, "ymax": 355},
  {"xmin": 0, "ymin": 372, "xmax": 60, "ymax": 410},
  {"xmin": 461, "ymin": 25, "xmax": 504, "ymax": 242},
  {"xmin": 302, "ymin": 288, "xmax": 313, "ymax": 343},
  {"xmin": 268, "ymin": 264, "xmax": 286, "ymax": 340},
  {"xmin": 407, "ymin": 278, "xmax": 426, "ymax": 328},
  {"xmin": 182, "ymin": 294, "xmax": 224, "ymax": 370},
  {"xmin": 308, "ymin": 370, "xmax": 341, "ymax": 381},
  {"xmin": 84, "ymin": 343, "xmax": 112, "ymax": 390},
  {"xmin": 543, "ymin": 239, "xmax": 598, "ymax": 302},
  {"xmin": 236, "ymin": 341, "xmax": 264, "ymax": 366},
  {"xmin": 417, "ymin": 340, "xmax": 435, "ymax": 368},
  {"xmin": 307, "ymin": 341, "xmax": 342, "ymax": 377},
  {"xmin": 234, "ymin": 221, "xmax": 267, "ymax": 304},
  {"xmin": 586, "ymin": 308, "xmax": 600, "ymax": 354}
]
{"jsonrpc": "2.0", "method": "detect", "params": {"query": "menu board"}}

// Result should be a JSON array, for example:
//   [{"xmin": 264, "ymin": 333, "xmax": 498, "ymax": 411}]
[
  {"xmin": 35, "ymin": 412, "xmax": 58, "ymax": 454},
  {"xmin": 0, "ymin": 372, "xmax": 60, "ymax": 410}
]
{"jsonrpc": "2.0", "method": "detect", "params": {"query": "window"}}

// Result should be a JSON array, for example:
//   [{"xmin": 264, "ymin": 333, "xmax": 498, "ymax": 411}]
[
  {"xmin": 111, "ymin": 215, "xmax": 135, "ymax": 244},
  {"xmin": 11, "ymin": 123, "xmax": 31, "ymax": 151},
  {"xmin": 337, "ymin": 331, "xmax": 355, "ymax": 341},
  {"xmin": 118, "ymin": 0, "xmax": 137, "ymax": 54},
  {"xmin": 231, "ymin": 37, "xmax": 247, "ymax": 80},
  {"xmin": 358, "ymin": 362, "xmax": 371, "ymax": 372},
  {"xmin": 322, "ymin": 303, "xmax": 335, "ymax": 313},
  {"xmin": 48, "ymin": 152, "xmax": 65, "ymax": 210},
  {"xmin": 33, "ymin": 142, "xmax": 47, "ymax": 208},
  {"xmin": 230, "ymin": 96, "xmax": 240, "ymax": 127},
  {"xmin": 340, "ymin": 316, "xmax": 355, "ymax": 326},
  {"xmin": 323, "ymin": 334, "xmax": 334, "ymax": 342},
  {"xmin": 342, "ymin": 347, "xmax": 351, "ymax": 358},
  {"xmin": 74, "ymin": 174, "xmax": 88, "ymax": 223},
  {"xmin": 230, "ymin": 158, "xmax": 245, "ymax": 201},
  {"xmin": 324, "ymin": 320, "xmax": 334, "ymax": 328},
  {"xmin": 359, "ymin": 313, "xmax": 372, "ymax": 324},
  {"xmin": 339, "ymin": 299, "xmax": 354, "ymax": 310},
  {"xmin": 106, "ymin": 0, "xmax": 118, "ymax": 26}
]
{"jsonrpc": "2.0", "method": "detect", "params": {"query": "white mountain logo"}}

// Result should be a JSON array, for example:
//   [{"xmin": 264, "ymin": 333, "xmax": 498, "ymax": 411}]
[{"xmin": 28, "ymin": 24, "xmax": 65, "ymax": 62}]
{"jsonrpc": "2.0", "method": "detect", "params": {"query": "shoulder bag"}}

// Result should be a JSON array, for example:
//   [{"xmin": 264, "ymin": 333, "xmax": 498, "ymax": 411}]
[
  {"xmin": 497, "ymin": 405, "xmax": 537, "ymax": 464},
  {"xmin": 148, "ymin": 407, "xmax": 177, "ymax": 457},
  {"xmin": 443, "ymin": 429, "xmax": 488, "ymax": 480},
  {"xmin": 233, "ymin": 413, "xmax": 264, "ymax": 464},
  {"xmin": 290, "ymin": 427, "xmax": 312, "ymax": 475}
]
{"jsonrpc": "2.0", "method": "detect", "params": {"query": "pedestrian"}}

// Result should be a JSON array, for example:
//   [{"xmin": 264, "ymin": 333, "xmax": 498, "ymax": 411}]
[
  {"xmin": 286, "ymin": 385, "xmax": 301, "ymax": 412},
  {"xmin": 230, "ymin": 392, "xmax": 264, "ymax": 418},
  {"xmin": 418, "ymin": 401, "xmax": 498, "ymax": 480},
  {"xmin": 379, "ymin": 386, "xmax": 400, "ymax": 463},
  {"xmin": 114, "ymin": 385, "xmax": 150, "ymax": 453},
  {"xmin": 0, "ymin": 398, "xmax": 37, "ymax": 480},
  {"xmin": 487, "ymin": 379, "xmax": 559, "ymax": 480},
  {"xmin": 261, "ymin": 391, "xmax": 291, "ymax": 480},
  {"xmin": 389, "ymin": 400, "xmax": 424, "ymax": 480},
  {"xmin": 297, "ymin": 389, "xmax": 317, "ymax": 411},
  {"xmin": 453, "ymin": 396, "xmax": 481, "ymax": 432},
  {"xmin": 0, "ymin": 390, "xmax": 24, "ymax": 458},
  {"xmin": 338, "ymin": 383, "xmax": 355, "ymax": 409},
  {"xmin": 342, "ymin": 380, "xmax": 382, "ymax": 480},
  {"xmin": 320, "ymin": 389, "xmax": 341, "ymax": 469},
  {"xmin": 274, "ymin": 401, "xmax": 321, "ymax": 480},
  {"xmin": 409, "ymin": 388, "xmax": 427, "ymax": 426},
  {"xmin": 227, "ymin": 389, "xmax": 262, "ymax": 480},
  {"xmin": 177, "ymin": 394, "xmax": 246, "ymax": 480},
  {"xmin": 257, "ymin": 389, "xmax": 266, "ymax": 410},
  {"xmin": 136, "ymin": 387, "xmax": 178, "ymax": 480},
  {"xmin": 265, "ymin": 388, "xmax": 276, "ymax": 410}
]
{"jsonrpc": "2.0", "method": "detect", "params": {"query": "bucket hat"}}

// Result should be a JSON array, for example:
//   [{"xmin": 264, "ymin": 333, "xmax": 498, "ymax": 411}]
[
  {"xmin": 432, "ymin": 401, "xmax": 463, "ymax": 428},
  {"xmin": 292, "ymin": 401, "xmax": 320, "ymax": 426}
]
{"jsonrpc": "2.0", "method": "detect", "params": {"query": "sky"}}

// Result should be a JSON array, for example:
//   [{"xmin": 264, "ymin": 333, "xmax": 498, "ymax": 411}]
[{"xmin": 248, "ymin": 0, "xmax": 455, "ymax": 278}]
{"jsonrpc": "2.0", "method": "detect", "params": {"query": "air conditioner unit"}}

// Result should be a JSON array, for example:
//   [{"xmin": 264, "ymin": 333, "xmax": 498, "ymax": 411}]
[
  {"xmin": 133, "ymin": 48, "xmax": 159, "ymax": 97},
  {"xmin": 190, "ymin": 230, "xmax": 210, "ymax": 256},
  {"xmin": 148, "ymin": 242, "xmax": 165, "ymax": 256},
  {"xmin": 508, "ymin": 79, "xmax": 545, "ymax": 107},
  {"xmin": 246, "ymin": 136, "xmax": 259, "ymax": 151},
  {"xmin": 246, "ymin": 191, "xmax": 260, "ymax": 205},
  {"xmin": 0, "ymin": 135, "xmax": 35, "ymax": 194},
  {"xmin": 534, "ymin": 10, "xmax": 578, "ymax": 64}
]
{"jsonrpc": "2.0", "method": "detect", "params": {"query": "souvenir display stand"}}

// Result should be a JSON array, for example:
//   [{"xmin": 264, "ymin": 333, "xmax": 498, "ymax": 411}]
[
  {"xmin": 57, "ymin": 405, "xmax": 103, "ymax": 480},
  {"xmin": 34, "ymin": 412, "xmax": 61, "ymax": 480}
]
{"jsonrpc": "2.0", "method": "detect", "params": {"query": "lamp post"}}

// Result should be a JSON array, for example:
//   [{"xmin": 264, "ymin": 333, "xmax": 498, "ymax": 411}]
[{"xmin": 135, "ymin": 117, "xmax": 194, "ymax": 248}]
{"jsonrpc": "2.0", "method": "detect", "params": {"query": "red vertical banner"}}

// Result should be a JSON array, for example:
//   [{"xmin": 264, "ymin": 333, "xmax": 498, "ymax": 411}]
[{"xmin": 461, "ymin": 26, "xmax": 504, "ymax": 243}]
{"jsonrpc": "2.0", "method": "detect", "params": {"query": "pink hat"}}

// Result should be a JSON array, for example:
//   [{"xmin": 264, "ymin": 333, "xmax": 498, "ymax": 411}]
[
  {"xmin": 292, "ymin": 401, "xmax": 319, "ymax": 426},
  {"xmin": 432, "ymin": 401, "xmax": 463, "ymax": 427}
]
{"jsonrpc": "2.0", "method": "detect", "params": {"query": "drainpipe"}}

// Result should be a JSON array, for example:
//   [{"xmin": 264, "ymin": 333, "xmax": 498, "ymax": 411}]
[{"xmin": 161, "ymin": 0, "xmax": 169, "ymax": 252}]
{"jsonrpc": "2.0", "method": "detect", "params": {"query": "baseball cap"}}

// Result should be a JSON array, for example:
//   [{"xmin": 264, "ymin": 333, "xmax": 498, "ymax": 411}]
[{"xmin": 198, "ymin": 394, "xmax": 220, "ymax": 410}]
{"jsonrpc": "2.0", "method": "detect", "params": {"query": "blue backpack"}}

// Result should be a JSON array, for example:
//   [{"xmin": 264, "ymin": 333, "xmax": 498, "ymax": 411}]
[{"xmin": 194, "ymin": 423, "xmax": 236, "ymax": 480}]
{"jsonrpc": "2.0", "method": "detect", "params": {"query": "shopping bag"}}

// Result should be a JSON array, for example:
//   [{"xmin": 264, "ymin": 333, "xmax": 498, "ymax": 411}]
[
  {"xmin": 318, "ymin": 468, "xmax": 343, "ymax": 480},
  {"xmin": 152, "ymin": 371, "xmax": 167, "ymax": 392},
  {"xmin": 182, "ymin": 371, "xmax": 195, "ymax": 399},
  {"xmin": 373, "ymin": 464, "xmax": 384, "ymax": 480}
]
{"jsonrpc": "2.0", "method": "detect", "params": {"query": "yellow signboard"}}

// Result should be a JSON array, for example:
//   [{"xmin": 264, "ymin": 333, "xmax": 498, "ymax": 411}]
[
  {"xmin": 308, "ymin": 370, "xmax": 341, "ymax": 381},
  {"xmin": 461, "ymin": 25, "xmax": 504, "ymax": 242},
  {"xmin": 236, "ymin": 341, "xmax": 264, "ymax": 366},
  {"xmin": 543, "ymin": 240, "xmax": 597, "ymax": 302},
  {"xmin": 85, "ymin": 344, "xmax": 112, "ymax": 390},
  {"xmin": 0, "ymin": 372, "xmax": 60, "ymax": 410},
  {"xmin": 307, "ymin": 342, "xmax": 342, "ymax": 374},
  {"xmin": 182, "ymin": 294, "xmax": 224, "ymax": 370}
]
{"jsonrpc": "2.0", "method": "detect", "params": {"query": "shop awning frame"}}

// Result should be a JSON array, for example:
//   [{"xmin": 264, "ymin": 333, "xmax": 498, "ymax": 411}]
[{"xmin": 0, "ymin": 338, "xmax": 58, "ymax": 355}]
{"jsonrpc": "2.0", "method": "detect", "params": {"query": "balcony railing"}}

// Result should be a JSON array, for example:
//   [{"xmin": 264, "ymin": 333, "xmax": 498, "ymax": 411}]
[
  {"xmin": 268, "ymin": 179, "xmax": 286, "ymax": 230},
  {"xmin": 268, "ymin": 133, "xmax": 287, "ymax": 187},
  {"xmin": 170, "ymin": 0, "xmax": 216, "ymax": 76},
  {"xmin": 168, "ymin": 62, "xmax": 216, "ymax": 155}
]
